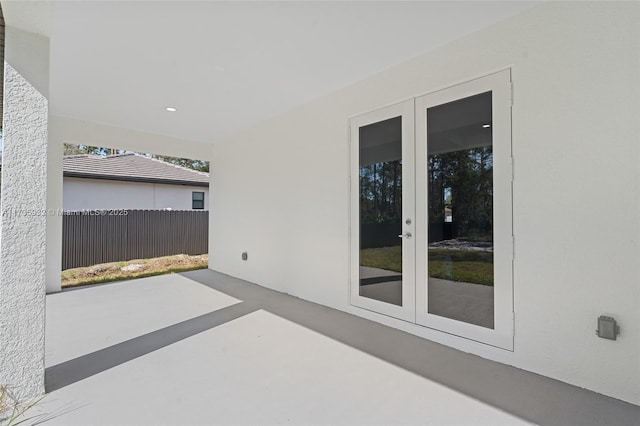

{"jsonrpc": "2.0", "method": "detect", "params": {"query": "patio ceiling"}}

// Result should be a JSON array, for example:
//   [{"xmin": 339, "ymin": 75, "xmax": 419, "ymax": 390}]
[{"xmin": 3, "ymin": 1, "xmax": 536, "ymax": 145}]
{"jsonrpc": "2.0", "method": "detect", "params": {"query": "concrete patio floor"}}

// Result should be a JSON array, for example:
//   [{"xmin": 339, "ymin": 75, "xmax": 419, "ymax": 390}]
[{"xmin": 38, "ymin": 270, "xmax": 638, "ymax": 425}]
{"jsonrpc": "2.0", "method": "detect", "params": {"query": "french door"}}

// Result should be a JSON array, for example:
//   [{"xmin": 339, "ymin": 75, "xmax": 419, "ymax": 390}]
[
  {"xmin": 350, "ymin": 70, "xmax": 513, "ymax": 349},
  {"xmin": 350, "ymin": 100, "xmax": 416, "ymax": 322}
]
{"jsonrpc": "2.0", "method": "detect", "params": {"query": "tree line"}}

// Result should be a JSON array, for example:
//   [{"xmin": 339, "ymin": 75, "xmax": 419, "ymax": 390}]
[
  {"xmin": 429, "ymin": 146, "xmax": 493, "ymax": 240},
  {"xmin": 359, "ymin": 160, "xmax": 402, "ymax": 225},
  {"xmin": 359, "ymin": 146, "xmax": 493, "ymax": 241}
]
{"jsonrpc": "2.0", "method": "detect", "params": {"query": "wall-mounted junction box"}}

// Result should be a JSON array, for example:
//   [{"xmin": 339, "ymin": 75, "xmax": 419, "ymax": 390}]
[{"xmin": 596, "ymin": 316, "xmax": 620, "ymax": 340}]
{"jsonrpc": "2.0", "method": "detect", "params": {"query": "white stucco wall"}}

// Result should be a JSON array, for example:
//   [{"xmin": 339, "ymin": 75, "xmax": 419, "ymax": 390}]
[
  {"xmin": 210, "ymin": 2, "xmax": 640, "ymax": 404},
  {"xmin": 0, "ymin": 62, "xmax": 49, "ymax": 398},
  {"xmin": 62, "ymin": 177, "xmax": 209, "ymax": 211},
  {"xmin": 46, "ymin": 120, "xmax": 64, "ymax": 295}
]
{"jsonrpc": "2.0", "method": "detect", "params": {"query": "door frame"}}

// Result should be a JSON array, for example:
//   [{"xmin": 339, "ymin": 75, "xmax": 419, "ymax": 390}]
[
  {"xmin": 349, "ymin": 70, "xmax": 514, "ymax": 350},
  {"xmin": 414, "ymin": 69, "xmax": 514, "ymax": 350},
  {"xmin": 349, "ymin": 99, "xmax": 416, "ymax": 322}
]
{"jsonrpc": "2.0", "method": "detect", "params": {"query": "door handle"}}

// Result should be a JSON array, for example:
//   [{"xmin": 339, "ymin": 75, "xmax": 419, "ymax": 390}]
[{"xmin": 398, "ymin": 233, "xmax": 412, "ymax": 238}]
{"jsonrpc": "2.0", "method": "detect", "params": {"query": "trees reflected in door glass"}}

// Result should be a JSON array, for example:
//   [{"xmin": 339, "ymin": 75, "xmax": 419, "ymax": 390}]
[
  {"xmin": 358, "ymin": 116, "xmax": 403, "ymax": 306},
  {"xmin": 427, "ymin": 92, "xmax": 495, "ymax": 329}
]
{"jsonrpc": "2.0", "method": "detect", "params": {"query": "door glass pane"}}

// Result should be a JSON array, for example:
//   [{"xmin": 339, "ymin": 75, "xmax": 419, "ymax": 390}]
[
  {"xmin": 358, "ymin": 116, "xmax": 403, "ymax": 306},
  {"xmin": 427, "ymin": 92, "xmax": 494, "ymax": 328}
]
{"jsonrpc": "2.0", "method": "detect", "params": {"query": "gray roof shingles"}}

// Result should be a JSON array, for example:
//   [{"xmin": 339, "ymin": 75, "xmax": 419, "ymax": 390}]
[{"xmin": 63, "ymin": 153, "xmax": 209, "ymax": 187}]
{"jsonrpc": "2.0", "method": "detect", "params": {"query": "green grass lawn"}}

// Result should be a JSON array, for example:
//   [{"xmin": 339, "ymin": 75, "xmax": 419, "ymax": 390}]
[
  {"xmin": 360, "ymin": 246, "xmax": 493, "ymax": 286},
  {"xmin": 359, "ymin": 245, "xmax": 403, "ymax": 273}
]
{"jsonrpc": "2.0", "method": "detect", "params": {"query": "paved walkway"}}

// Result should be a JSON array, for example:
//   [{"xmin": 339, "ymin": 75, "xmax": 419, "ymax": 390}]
[{"xmin": 37, "ymin": 270, "xmax": 639, "ymax": 425}]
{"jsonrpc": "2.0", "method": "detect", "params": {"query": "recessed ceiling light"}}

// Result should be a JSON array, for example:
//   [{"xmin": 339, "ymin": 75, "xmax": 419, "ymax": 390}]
[
  {"xmin": 165, "ymin": 107, "xmax": 177, "ymax": 112},
  {"xmin": 482, "ymin": 124, "xmax": 491, "ymax": 128}
]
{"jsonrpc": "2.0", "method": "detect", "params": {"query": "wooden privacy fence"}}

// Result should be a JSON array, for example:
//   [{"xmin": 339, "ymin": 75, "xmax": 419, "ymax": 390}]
[{"xmin": 62, "ymin": 210, "xmax": 208, "ymax": 270}]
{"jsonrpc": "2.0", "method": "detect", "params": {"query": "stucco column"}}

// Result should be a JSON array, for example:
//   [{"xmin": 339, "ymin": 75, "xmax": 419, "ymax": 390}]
[{"xmin": 0, "ymin": 63, "xmax": 48, "ymax": 398}]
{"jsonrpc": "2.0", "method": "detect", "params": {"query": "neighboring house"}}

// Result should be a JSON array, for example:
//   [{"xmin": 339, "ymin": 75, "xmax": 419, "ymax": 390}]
[
  {"xmin": 444, "ymin": 207, "xmax": 452, "ymax": 223},
  {"xmin": 62, "ymin": 153, "xmax": 209, "ymax": 211}
]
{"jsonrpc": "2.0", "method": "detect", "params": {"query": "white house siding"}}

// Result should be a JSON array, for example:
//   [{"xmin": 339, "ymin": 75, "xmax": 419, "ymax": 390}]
[
  {"xmin": 210, "ymin": 2, "xmax": 640, "ymax": 405},
  {"xmin": 63, "ymin": 177, "xmax": 209, "ymax": 211}
]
